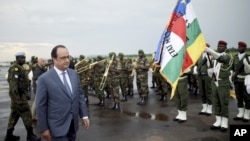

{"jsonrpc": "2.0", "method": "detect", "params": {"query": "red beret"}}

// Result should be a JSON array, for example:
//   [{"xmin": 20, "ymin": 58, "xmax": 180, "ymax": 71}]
[
  {"xmin": 218, "ymin": 40, "xmax": 227, "ymax": 46},
  {"xmin": 238, "ymin": 41, "xmax": 247, "ymax": 47},
  {"xmin": 206, "ymin": 43, "xmax": 210, "ymax": 47}
]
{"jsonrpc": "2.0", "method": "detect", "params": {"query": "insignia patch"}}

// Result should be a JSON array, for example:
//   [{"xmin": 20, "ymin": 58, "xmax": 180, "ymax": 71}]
[
  {"xmin": 14, "ymin": 74, "xmax": 18, "ymax": 78},
  {"xmin": 14, "ymin": 67, "xmax": 18, "ymax": 71}
]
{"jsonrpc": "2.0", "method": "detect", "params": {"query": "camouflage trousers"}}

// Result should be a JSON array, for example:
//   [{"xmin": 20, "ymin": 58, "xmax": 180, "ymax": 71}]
[
  {"xmin": 7, "ymin": 99, "xmax": 32, "ymax": 129},
  {"xmin": 94, "ymin": 76, "xmax": 105, "ymax": 99},
  {"xmin": 119, "ymin": 76, "xmax": 128, "ymax": 96},
  {"xmin": 136, "ymin": 73, "xmax": 149, "ymax": 97},
  {"xmin": 112, "ymin": 77, "xmax": 120, "ymax": 103}
]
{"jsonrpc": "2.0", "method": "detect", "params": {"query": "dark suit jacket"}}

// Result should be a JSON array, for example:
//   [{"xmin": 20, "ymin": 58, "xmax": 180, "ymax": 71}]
[{"xmin": 36, "ymin": 67, "xmax": 88, "ymax": 137}]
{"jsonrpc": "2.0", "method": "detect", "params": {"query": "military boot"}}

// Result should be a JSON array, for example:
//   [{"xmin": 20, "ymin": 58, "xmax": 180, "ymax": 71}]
[
  {"xmin": 112, "ymin": 102, "xmax": 121, "ymax": 111},
  {"xmin": 4, "ymin": 128, "xmax": 20, "ymax": 141},
  {"xmin": 137, "ymin": 97, "xmax": 146, "ymax": 105},
  {"xmin": 26, "ymin": 127, "xmax": 41, "ymax": 141},
  {"xmin": 98, "ymin": 99, "xmax": 105, "ymax": 106},
  {"xmin": 120, "ymin": 95, "xmax": 127, "ymax": 102}
]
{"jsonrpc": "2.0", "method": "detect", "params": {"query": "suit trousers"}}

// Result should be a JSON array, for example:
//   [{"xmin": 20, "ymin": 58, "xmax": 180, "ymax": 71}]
[{"xmin": 51, "ymin": 119, "xmax": 76, "ymax": 141}]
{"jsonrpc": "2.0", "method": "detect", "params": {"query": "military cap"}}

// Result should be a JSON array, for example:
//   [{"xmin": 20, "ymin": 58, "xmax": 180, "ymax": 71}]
[
  {"xmin": 109, "ymin": 52, "xmax": 116, "ymax": 57},
  {"xmin": 206, "ymin": 43, "xmax": 210, "ymax": 47},
  {"xmin": 138, "ymin": 49, "xmax": 144, "ymax": 54},
  {"xmin": 218, "ymin": 40, "xmax": 227, "ymax": 46},
  {"xmin": 238, "ymin": 41, "xmax": 247, "ymax": 48},
  {"xmin": 79, "ymin": 55, "xmax": 85, "ymax": 59},
  {"xmin": 15, "ymin": 52, "xmax": 26, "ymax": 57},
  {"xmin": 97, "ymin": 55, "xmax": 103, "ymax": 60},
  {"xmin": 118, "ymin": 53, "xmax": 124, "ymax": 56}
]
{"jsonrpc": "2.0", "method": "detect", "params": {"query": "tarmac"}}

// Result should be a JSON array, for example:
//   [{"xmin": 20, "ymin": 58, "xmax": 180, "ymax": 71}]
[{"xmin": 0, "ymin": 66, "xmax": 249, "ymax": 141}]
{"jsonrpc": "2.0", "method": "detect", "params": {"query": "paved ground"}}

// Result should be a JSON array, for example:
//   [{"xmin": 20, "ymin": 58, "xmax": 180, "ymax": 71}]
[{"xmin": 0, "ymin": 66, "xmax": 249, "ymax": 141}]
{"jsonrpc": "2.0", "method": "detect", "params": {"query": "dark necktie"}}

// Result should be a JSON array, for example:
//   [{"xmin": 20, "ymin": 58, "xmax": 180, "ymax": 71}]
[{"xmin": 62, "ymin": 72, "xmax": 72, "ymax": 98}]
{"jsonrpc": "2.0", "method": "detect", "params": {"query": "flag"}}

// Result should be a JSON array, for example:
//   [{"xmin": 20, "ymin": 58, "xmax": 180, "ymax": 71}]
[{"xmin": 154, "ymin": 0, "xmax": 206, "ymax": 99}]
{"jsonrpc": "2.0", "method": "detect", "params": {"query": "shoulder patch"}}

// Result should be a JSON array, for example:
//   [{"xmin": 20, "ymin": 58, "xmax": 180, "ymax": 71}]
[{"xmin": 14, "ymin": 67, "xmax": 19, "ymax": 71}]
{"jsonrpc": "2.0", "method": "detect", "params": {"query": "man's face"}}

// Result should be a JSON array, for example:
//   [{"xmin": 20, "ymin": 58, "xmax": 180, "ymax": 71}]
[
  {"xmin": 38, "ymin": 59, "xmax": 46, "ymax": 68},
  {"xmin": 53, "ymin": 48, "xmax": 70, "ymax": 71},
  {"xmin": 138, "ymin": 52, "xmax": 143, "ymax": 58},
  {"xmin": 17, "ymin": 56, "xmax": 26, "ymax": 65},
  {"xmin": 217, "ymin": 44, "xmax": 226, "ymax": 53},
  {"xmin": 238, "ymin": 46, "xmax": 246, "ymax": 54}
]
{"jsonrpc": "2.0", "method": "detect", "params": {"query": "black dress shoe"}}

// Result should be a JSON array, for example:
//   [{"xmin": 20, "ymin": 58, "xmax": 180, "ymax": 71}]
[
  {"xmin": 242, "ymin": 118, "xmax": 249, "ymax": 122},
  {"xmin": 210, "ymin": 125, "xmax": 220, "ymax": 130},
  {"xmin": 178, "ymin": 119, "xmax": 186, "ymax": 123},
  {"xmin": 198, "ymin": 112, "xmax": 206, "ymax": 115},
  {"xmin": 220, "ymin": 127, "xmax": 227, "ymax": 132},
  {"xmin": 233, "ymin": 117, "xmax": 243, "ymax": 121},
  {"xmin": 205, "ymin": 113, "xmax": 212, "ymax": 116},
  {"xmin": 173, "ymin": 118, "xmax": 179, "ymax": 121}
]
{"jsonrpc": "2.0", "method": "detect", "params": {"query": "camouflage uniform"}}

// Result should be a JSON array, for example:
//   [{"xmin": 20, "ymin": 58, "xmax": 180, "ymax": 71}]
[
  {"xmin": 5, "ymin": 52, "xmax": 40, "ymax": 141},
  {"xmin": 156, "ymin": 66, "xmax": 168, "ymax": 101},
  {"xmin": 76, "ymin": 55, "xmax": 91, "ymax": 105},
  {"xmin": 31, "ymin": 56, "xmax": 38, "ymax": 94},
  {"xmin": 136, "ymin": 50, "xmax": 150, "ymax": 105},
  {"xmin": 117, "ymin": 53, "xmax": 129, "ymax": 102},
  {"xmin": 103, "ymin": 53, "xmax": 114, "ymax": 99},
  {"xmin": 93, "ymin": 56, "xmax": 106, "ymax": 105},
  {"xmin": 127, "ymin": 58, "xmax": 134, "ymax": 96},
  {"xmin": 109, "ymin": 53, "xmax": 121, "ymax": 110}
]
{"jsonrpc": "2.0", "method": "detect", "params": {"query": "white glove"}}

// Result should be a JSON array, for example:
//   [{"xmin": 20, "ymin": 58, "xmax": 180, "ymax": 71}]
[
  {"xmin": 193, "ymin": 66, "xmax": 198, "ymax": 75},
  {"xmin": 246, "ymin": 85, "xmax": 250, "ymax": 94},
  {"xmin": 205, "ymin": 47, "xmax": 220, "ymax": 59},
  {"xmin": 207, "ymin": 68, "xmax": 214, "ymax": 78}
]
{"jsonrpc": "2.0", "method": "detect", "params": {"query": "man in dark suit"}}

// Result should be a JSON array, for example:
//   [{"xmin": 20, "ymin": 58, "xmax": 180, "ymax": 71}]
[{"xmin": 36, "ymin": 45, "xmax": 90, "ymax": 141}]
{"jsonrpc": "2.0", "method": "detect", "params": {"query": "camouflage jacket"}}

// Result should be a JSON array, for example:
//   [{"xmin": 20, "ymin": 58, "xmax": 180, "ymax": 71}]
[{"xmin": 8, "ymin": 63, "xmax": 30, "ymax": 101}]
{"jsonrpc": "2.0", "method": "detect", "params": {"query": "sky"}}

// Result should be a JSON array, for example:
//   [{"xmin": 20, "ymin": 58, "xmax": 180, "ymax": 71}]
[{"xmin": 0, "ymin": 0, "xmax": 249, "ymax": 62}]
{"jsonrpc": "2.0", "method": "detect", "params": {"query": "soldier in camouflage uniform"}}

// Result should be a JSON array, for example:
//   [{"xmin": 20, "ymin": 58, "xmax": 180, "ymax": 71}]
[
  {"xmin": 117, "ymin": 53, "xmax": 129, "ymax": 102},
  {"xmin": 109, "ymin": 52, "xmax": 121, "ymax": 111},
  {"xmin": 127, "ymin": 58, "xmax": 134, "ymax": 96},
  {"xmin": 31, "ymin": 56, "xmax": 38, "ymax": 94},
  {"xmin": 136, "ymin": 50, "xmax": 150, "ymax": 105},
  {"xmin": 103, "ymin": 53, "xmax": 114, "ymax": 99},
  {"xmin": 93, "ymin": 56, "xmax": 106, "ymax": 106},
  {"xmin": 155, "ymin": 65, "xmax": 168, "ymax": 101},
  {"xmin": 5, "ymin": 52, "xmax": 40, "ymax": 141},
  {"xmin": 76, "ymin": 55, "xmax": 91, "ymax": 105}
]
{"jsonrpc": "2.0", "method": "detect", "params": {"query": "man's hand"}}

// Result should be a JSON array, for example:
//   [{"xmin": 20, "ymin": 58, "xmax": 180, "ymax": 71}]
[
  {"xmin": 42, "ymin": 129, "xmax": 51, "ymax": 141},
  {"xmin": 82, "ymin": 118, "xmax": 90, "ymax": 130}
]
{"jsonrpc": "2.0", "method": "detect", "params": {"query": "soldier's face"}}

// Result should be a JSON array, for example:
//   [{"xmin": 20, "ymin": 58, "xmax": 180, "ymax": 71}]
[
  {"xmin": 17, "ymin": 57, "xmax": 26, "ymax": 65},
  {"xmin": 53, "ymin": 48, "xmax": 70, "ymax": 71},
  {"xmin": 238, "ymin": 46, "xmax": 246, "ymax": 54}
]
